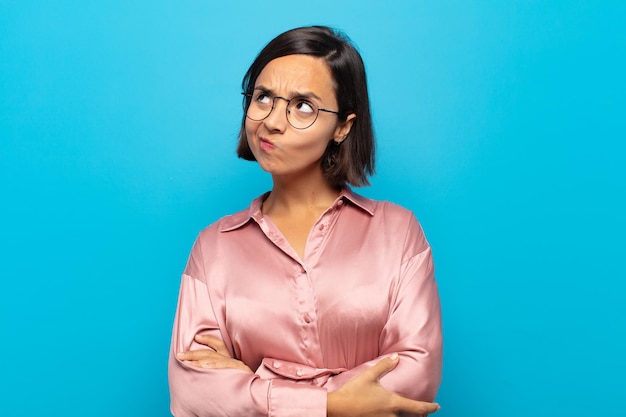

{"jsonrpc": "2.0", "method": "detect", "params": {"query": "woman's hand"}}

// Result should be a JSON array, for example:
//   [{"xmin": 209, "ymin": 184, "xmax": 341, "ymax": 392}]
[
  {"xmin": 176, "ymin": 334, "xmax": 253, "ymax": 373},
  {"xmin": 327, "ymin": 353, "xmax": 440, "ymax": 417}
]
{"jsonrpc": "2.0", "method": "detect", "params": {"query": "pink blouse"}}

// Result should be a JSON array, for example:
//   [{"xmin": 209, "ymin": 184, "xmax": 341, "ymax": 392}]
[{"xmin": 168, "ymin": 189, "xmax": 442, "ymax": 417}]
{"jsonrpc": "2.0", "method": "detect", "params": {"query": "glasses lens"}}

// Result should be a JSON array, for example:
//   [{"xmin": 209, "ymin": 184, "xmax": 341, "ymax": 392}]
[
  {"xmin": 244, "ymin": 92, "xmax": 321, "ymax": 129},
  {"xmin": 287, "ymin": 98, "xmax": 318, "ymax": 129},
  {"xmin": 246, "ymin": 91, "xmax": 272, "ymax": 121}
]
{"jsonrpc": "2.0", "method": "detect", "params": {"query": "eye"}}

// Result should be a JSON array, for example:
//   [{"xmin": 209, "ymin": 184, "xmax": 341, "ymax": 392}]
[
  {"xmin": 293, "ymin": 99, "xmax": 315, "ymax": 114},
  {"xmin": 253, "ymin": 91, "xmax": 272, "ymax": 105}
]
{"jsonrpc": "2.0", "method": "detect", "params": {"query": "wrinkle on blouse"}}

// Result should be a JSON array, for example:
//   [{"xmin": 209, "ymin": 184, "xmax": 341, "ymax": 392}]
[{"xmin": 168, "ymin": 188, "xmax": 442, "ymax": 417}]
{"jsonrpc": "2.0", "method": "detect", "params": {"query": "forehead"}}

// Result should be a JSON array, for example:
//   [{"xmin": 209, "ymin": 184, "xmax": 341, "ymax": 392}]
[{"xmin": 255, "ymin": 54, "xmax": 336, "ymax": 100}]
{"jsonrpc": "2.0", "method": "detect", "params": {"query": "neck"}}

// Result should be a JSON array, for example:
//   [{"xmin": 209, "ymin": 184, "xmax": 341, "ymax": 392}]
[{"xmin": 264, "ymin": 171, "xmax": 341, "ymax": 215}]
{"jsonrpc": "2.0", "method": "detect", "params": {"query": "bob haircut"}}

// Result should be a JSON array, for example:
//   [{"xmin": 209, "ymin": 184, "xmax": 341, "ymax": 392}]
[{"xmin": 237, "ymin": 25, "xmax": 375, "ymax": 188}]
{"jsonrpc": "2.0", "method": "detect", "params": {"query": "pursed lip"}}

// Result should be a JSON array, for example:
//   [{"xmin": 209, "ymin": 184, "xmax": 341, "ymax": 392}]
[{"xmin": 259, "ymin": 137, "xmax": 276, "ymax": 152}]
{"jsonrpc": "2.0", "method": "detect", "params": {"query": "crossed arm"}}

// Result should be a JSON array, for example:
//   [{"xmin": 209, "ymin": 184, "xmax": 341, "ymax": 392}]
[{"xmin": 176, "ymin": 334, "xmax": 440, "ymax": 417}]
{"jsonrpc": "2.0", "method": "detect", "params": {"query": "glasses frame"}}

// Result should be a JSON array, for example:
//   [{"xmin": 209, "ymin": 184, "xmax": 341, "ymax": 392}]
[{"xmin": 242, "ymin": 92, "xmax": 339, "ymax": 130}]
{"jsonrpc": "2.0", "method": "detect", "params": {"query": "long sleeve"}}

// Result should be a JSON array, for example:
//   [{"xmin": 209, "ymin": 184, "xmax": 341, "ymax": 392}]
[
  {"xmin": 323, "ymin": 232, "xmax": 442, "ymax": 401},
  {"xmin": 168, "ymin": 239, "xmax": 327, "ymax": 417},
  {"xmin": 168, "ymin": 190, "xmax": 443, "ymax": 415}
]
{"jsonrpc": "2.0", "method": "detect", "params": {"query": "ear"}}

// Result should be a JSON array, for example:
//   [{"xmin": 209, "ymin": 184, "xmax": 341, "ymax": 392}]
[{"xmin": 332, "ymin": 113, "xmax": 356, "ymax": 144}]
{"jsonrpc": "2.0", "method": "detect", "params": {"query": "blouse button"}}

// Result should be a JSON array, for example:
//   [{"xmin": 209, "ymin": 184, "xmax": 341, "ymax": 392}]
[
  {"xmin": 296, "ymin": 369, "xmax": 304, "ymax": 377},
  {"xmin": 318, "ymin": 224, "xmax": 325, "ymax": 231},
  {"xmin": 273, "ymin": 361, "xmax": 281, "ymax": 369},
  {"xmin": 303, "ymin": 314, "xmax": 312, "ymax": 323}
]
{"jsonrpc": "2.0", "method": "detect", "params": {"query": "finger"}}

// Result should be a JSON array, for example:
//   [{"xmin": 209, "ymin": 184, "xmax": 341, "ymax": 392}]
[
  {"xmin": 363, "ymin": 353, "xmax": 400, "ymax": 382},
  {"xmin": 181, "ymin": 352, "xmax": 227, "ymax": 367},
  {"xmin": 393, "ymin": 396, "xmax": 440, "ymax": 415},
  {"xmin": 184, "ymin": 357, "xmax": 223, "ymax": 368},
  {"xmin": 200, "ymin": 358, "xmax": 245, "ymax": 370},
  {"xmin": 194, "ymin": 334, "xmax": 231, "ymax": 357},
  {"xmin": 196, "ymin": 357, "xmax": 253, "ymax": 373},
  {"xmin": 176, "ymin": 349, "xmax": 220, "ymax": 361}
]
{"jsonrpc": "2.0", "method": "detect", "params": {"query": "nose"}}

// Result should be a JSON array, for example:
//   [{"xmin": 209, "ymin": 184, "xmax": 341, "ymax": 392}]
[{"xmin": 263, "ymin": 96, "xmax": 290, "ymax": 131}]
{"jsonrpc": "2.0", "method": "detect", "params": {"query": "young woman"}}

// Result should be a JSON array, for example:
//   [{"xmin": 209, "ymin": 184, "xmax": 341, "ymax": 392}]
[{"xmin": 168, "ymin": 26, "xmax": 443, "ymax": 417}]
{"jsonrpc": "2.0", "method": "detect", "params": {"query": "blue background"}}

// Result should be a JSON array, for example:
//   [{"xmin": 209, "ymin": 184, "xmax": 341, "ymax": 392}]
[{"xmin": 1, "ymin": 1, "xmax": 624, "ymax": 416}]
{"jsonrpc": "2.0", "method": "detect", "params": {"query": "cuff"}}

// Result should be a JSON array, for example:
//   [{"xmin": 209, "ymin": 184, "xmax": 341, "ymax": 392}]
[{"xmin": 268, "ymin": 378, "xmax": 327, "ymax": 417}]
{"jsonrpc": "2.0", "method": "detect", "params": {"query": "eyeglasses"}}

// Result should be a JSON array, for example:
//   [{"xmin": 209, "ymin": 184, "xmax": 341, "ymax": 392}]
[{"xmin": 242, "ymin": 90, "xmax": 339, "ymax": 130}]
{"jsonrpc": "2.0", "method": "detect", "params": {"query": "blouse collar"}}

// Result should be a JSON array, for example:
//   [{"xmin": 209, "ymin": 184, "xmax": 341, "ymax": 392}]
[{"xmin": 219, "ymin": 188, "xmax": 375, "ymax": 233}]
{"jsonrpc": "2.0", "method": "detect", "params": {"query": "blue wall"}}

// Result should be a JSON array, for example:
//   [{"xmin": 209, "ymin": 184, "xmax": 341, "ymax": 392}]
[{"xmin": 1, "ymin": 1, "xmax": 624, "ymax": 416}]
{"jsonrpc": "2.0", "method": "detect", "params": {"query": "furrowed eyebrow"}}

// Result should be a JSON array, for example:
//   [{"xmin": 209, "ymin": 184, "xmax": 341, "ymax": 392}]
[
  {"xmin": 254, "ymin": 85, "xmax": 322, "ymax": 102},
  {"xmin": 292, "ymin": 91, "xmax": 322, "ymax": 102},
  {"xmin": 253, "ymin": 86, "xmax": 273, "ymax": 95}
]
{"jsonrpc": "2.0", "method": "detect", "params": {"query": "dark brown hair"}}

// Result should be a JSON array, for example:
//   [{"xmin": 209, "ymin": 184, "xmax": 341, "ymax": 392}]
[{"xmin": 237, "ymin": 25, "xmax": 375, "ymax": 188}]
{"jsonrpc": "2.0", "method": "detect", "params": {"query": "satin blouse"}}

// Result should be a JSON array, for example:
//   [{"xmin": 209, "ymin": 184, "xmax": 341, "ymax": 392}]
[{"xmin": 168, "ymin": 188, "xmax": 442, "ymax": 417}]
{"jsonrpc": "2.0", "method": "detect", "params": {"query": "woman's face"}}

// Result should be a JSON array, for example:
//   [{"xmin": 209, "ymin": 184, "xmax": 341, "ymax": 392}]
[{"xmin": 245, "ymin": 54, "xmax": 354, "ymax": 180}]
